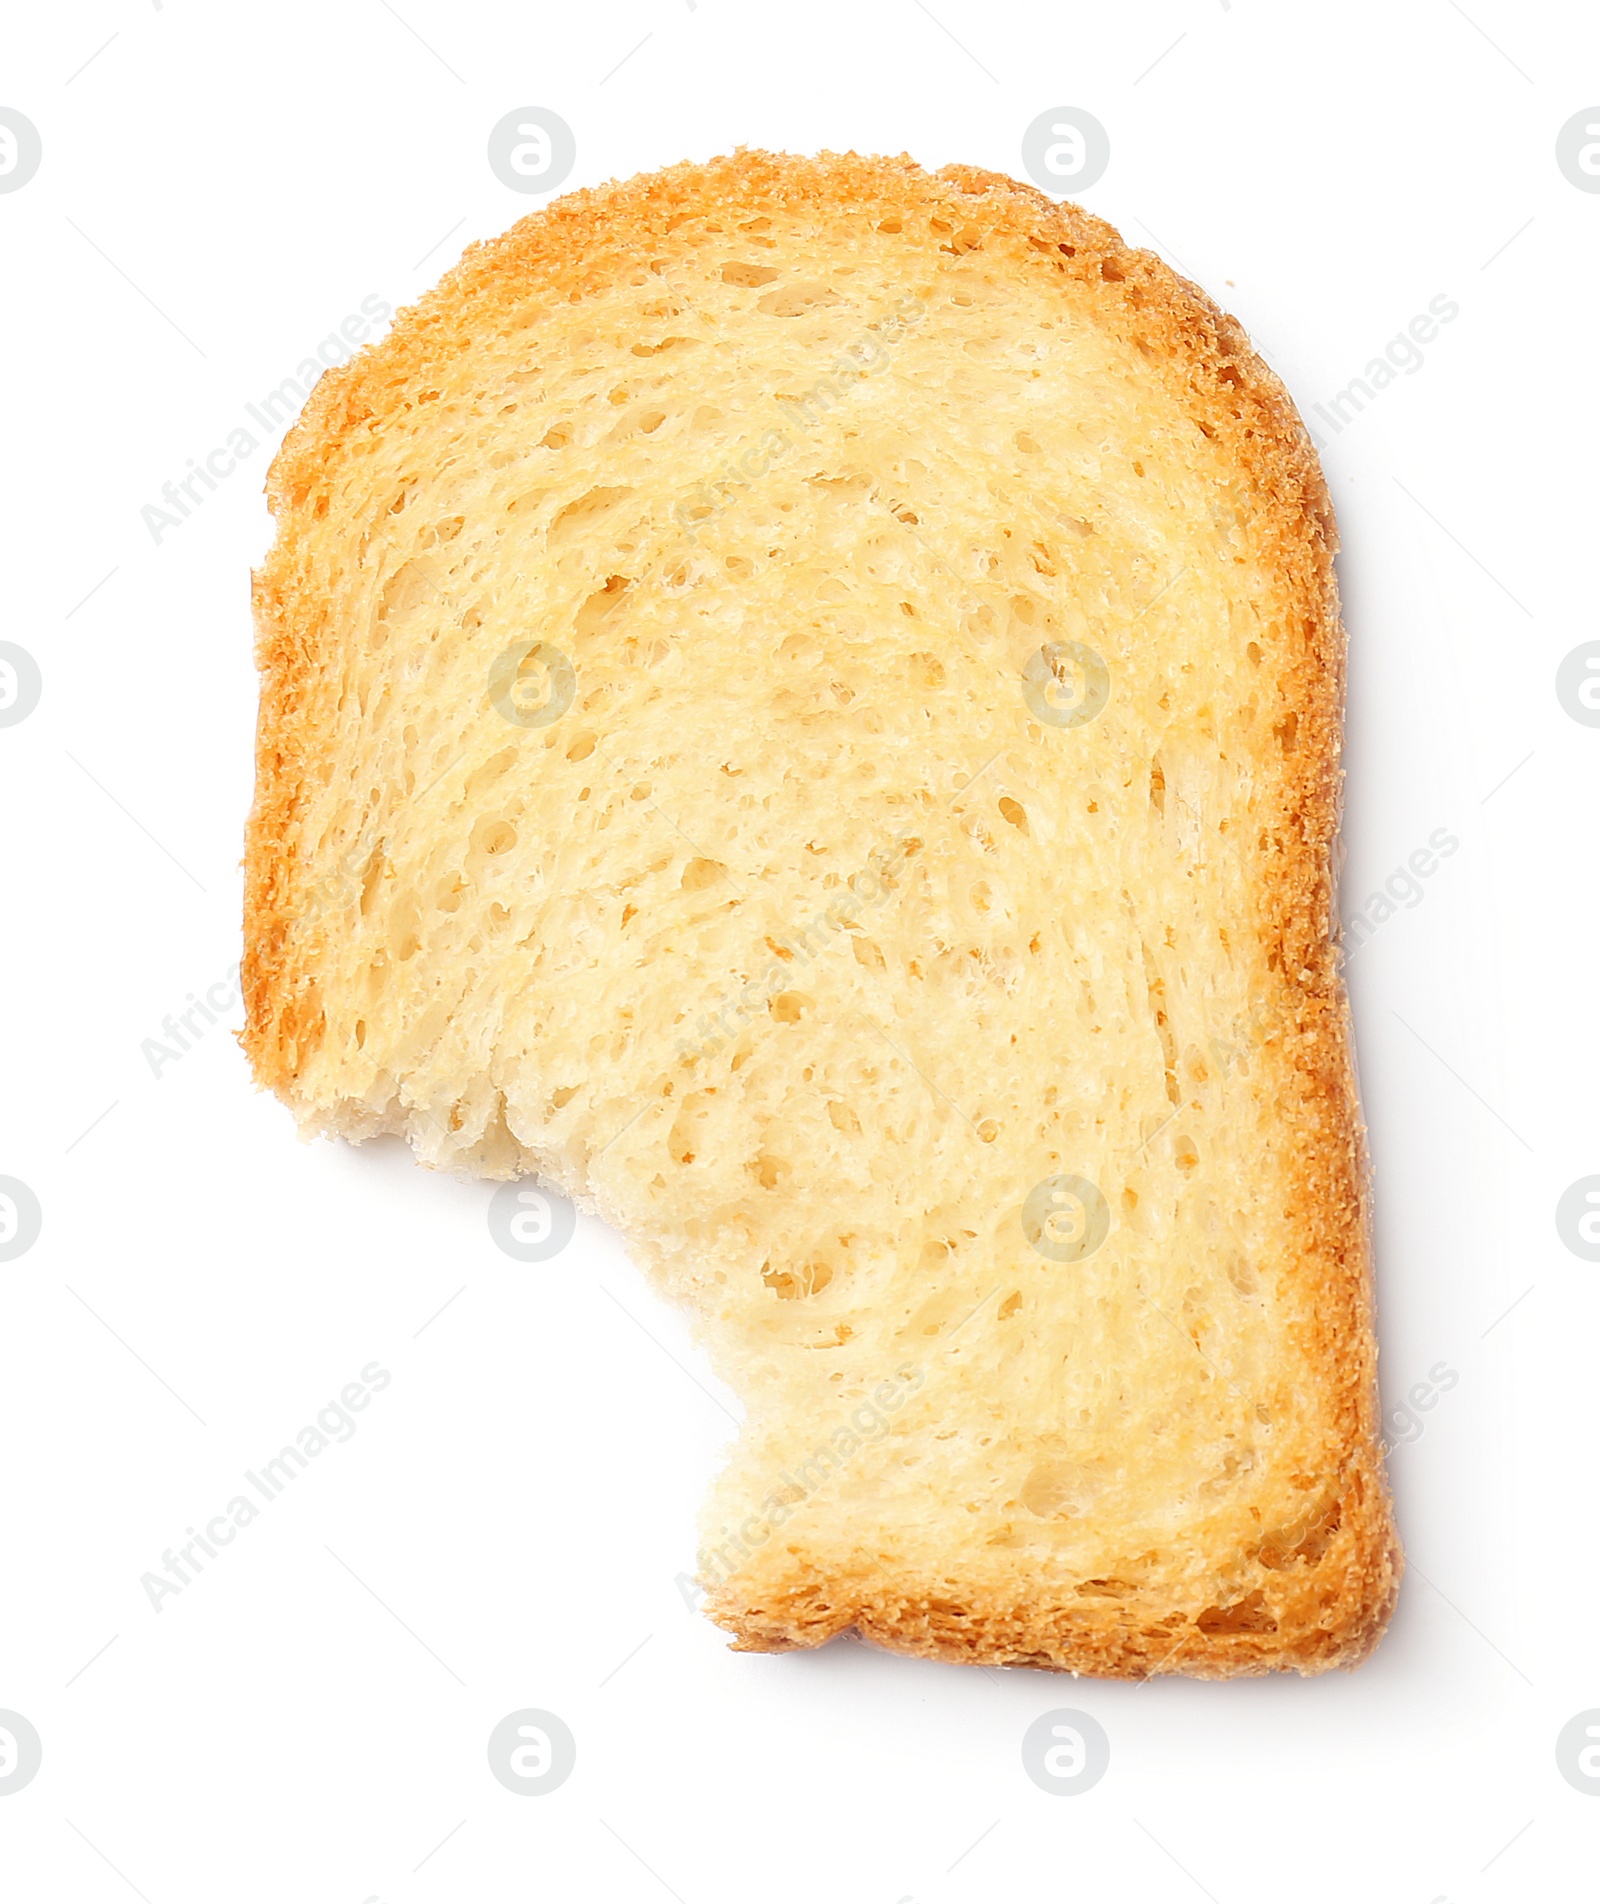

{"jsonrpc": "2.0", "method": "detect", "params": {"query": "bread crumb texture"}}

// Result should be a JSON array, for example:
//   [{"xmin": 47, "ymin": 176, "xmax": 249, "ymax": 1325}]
[{"xmin": 244, "ymin": 149, "xmax": 1400, "ymax": 1677}]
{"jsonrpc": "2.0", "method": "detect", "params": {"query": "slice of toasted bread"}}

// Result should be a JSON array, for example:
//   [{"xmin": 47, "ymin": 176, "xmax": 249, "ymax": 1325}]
[{"xmin": 243, "ymin": 149, "xmax": 1399, "ymax": 1677}]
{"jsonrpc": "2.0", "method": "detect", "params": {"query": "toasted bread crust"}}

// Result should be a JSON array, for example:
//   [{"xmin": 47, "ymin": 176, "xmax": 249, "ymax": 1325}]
[
  {"xmin": 243, "ymin": 149, "xmax": 1399, "ymax": 1676},
  {"xmin": 710, "ymin": 1456, "xmax": 1397, "ymax": 1677}
]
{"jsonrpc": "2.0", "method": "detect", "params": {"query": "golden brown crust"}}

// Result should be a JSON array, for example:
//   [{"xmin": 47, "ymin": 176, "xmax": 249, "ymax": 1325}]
[
  {"xmin": 708, "ymin": 1460, "xmax": 1398, "ymax": 1677},
  {"xmin": 243, "ymin": 148, "xmax": 1399, "ymax": 1675}
]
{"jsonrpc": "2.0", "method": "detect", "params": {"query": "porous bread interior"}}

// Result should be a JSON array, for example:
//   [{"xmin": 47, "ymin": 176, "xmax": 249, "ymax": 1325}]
[{"xmin": 245, "ymin": 151, "xmax": 1398, "ymax": 1677}]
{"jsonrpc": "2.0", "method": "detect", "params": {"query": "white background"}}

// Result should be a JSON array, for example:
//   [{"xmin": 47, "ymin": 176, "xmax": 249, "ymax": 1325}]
[{"xmin": 0, "ymin": 2, "xmax": 1593, "ymax": 1898}]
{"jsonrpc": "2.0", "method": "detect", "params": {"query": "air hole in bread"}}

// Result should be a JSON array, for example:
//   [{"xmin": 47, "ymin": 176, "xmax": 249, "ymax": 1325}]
[
  {"xmin": 549, "ymin": 486, "xmax": 634, "ymax": 542},
  {"xmin": 1196, "ymin": 1591, "xmax": 1278, "ymax": 1634},
  {"xmin": 762, "ymin": 1260, "xmax": 833, "ymax": 1299},
  {"xmin": 470, "ymin": 818, "xmax": 517, "ymax": 858},
  {"xmin": 722, "ymin": 261, "xmax": 782, "ymax": 287}
]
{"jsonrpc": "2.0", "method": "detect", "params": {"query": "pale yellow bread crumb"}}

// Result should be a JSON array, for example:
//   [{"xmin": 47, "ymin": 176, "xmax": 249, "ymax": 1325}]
[{"xmin": 243, "ymin": 148, "xmax": 1400, "ymax": 1677}]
